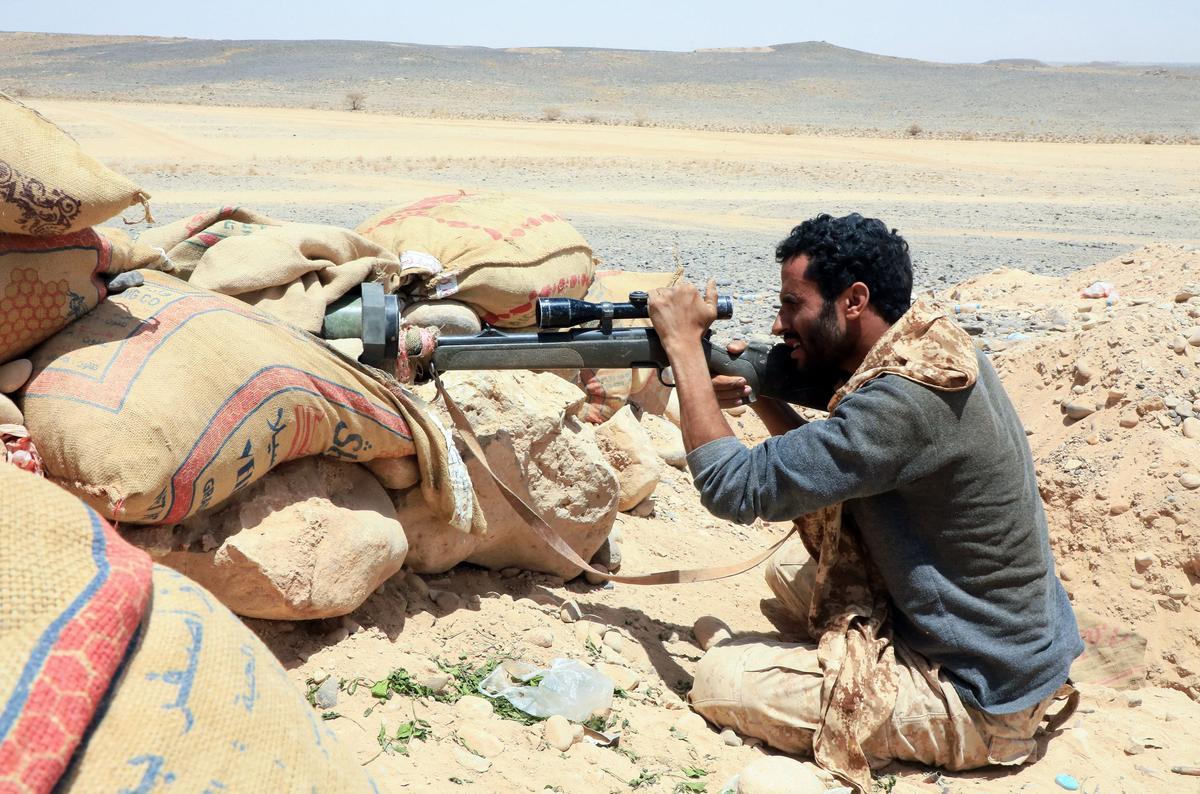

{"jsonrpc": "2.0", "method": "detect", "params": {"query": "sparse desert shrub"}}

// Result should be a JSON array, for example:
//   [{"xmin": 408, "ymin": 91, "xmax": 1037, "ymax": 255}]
[
  {"xmin": 779, "ymin": 125, "xmax": 798, "ymax": 135},
  {"xmin": 1140, "ymin": 133, "xmax": 1159, "ymax": 145},
  {"xmin": 632, "ymin": 113, "xmax": 649, "ymax": 127},
  {"xmin": 583, "ymin": 114, "xmax": 601, "ymax": 124},
  {"xmin": 345, "ymin": 91, "xmax": 366, "ymax": 112},
  {"xmin": 960, "ymin": 131, "xmax": 977, "ymax": 141},
  {"xmin": 542, "ymin": 106, "xmax": 562, "ymax": 121},
  {"xmin": 6, "ymin": 86, "xmax": 30, "ymax": 98},
  {"xmin": 906, "ymin": 123, "xmax": 923, "ymax": 137}
]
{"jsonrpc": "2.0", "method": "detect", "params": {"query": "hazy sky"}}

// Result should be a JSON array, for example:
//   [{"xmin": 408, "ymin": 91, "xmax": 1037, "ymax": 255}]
[{"xmin": 4, "ymin": 0, "xmax": 1197, "ymax": 63}]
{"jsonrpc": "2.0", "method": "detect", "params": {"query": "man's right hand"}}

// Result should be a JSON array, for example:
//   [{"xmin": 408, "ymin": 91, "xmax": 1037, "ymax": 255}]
[{"xmin": 712, "ymin": 340, "xmax": 753, "ymax": 409}]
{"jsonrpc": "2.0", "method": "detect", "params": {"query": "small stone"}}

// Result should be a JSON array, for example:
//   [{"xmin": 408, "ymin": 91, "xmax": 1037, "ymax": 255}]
[
  {"xmin": 0, "ymin": 393, "xmax": 22, "ymax": 425},
  {"xmin": 1183, "ymin": 417, "xmax": 1200, "ymax": 439},
  {"xmin": 325, "ymin": 627, "xmax": 350, "ymax": 644},
  {"xmin": 1129, "ymin": 577, "xmax": 1145, "ymax": 590},
  {"xmin": 1119, "ymin": 414, "xmax": 1139, "ymax": 429},
  {"xmin": 584, "ymin": 563, "xmax": 609, "ymax": 586},
  {"xmin": 1062, "ymin": 402, "xmax": 1095, "ymax": 420},
  {"xmin": 1123, "ymin": 741, "xmax": 1146, "ymax": 756},
  {"xmin": 1172, "ymin": 336, "xmax": 1188, "ymax": 354},
  {"xmin": 453, "ymin": 745, "xmax": 492, "ymax": 773},
  {"xmin": 726, "ymin": 404, "xmax": 748, "ymax": 416},
  {"xmin": 455, "ymin": 695, "xmax": 494, "ymax": 720},
  {"xmin": 342, "ymin": 617, "xmax": 362, "ymax": 635},
  {"xmin": 629, "ymin": 497, "xmax": 655, "ymax": 518},
  {"xmin": 500, "ymin": 567, "xmax": 522, "ymax": 578},
  {"xmin": 721, "ymin": 727, "xmax": 743, "ymax": 747},
  {"xmin": 0, "ymin": 359, "xmax": 32, "ymax": 393},
  {"xmin": 602, "ymin": 630, "xmax": 625, "ymax": 653},
  {"xmin": 404, "ymin": 572, "xmax": 430, "ymax": 598},
  {"xmin": 1190, "ymin": 328, "xmax": 1200, "ymax": 346},
  {"xmin": 596, "ymin": 662, "xmax": 640, "ymax": 692},
  {"xmin": 559, "ymin": 600, "xmax": 583, "ymax": 623},
  {"xmin": 525, "ymin": 627, "xmax": 555, "ymax": 648},
  {"xmin": 313, "ymin": 677, "xmax": 339, "ymax": 709},
  {"xmin": 1181, "ymin": 472, "xmax": 1200, "ymax": 490},
  {"xmin": 693, "ymin": 615, "xmax": 733, "ymax": 651},
  {"xmin": 673, "ymin": 711, "xmax": 709, "ymax": 737},
  {"xmin": 1074, "ymin": 360, "xmax": 1097, "ymax": 383},
  {"xmin": 459, "ymin": 724, "xmax": 506, "ymax": 758},
  {"xmin": 1062, "ymin": 458, "xmax": 1084, "ymax": 472},
  {"xmin": 433, "ymin": 590, "xmax": 462, "ymax": 612},
  {"xmin": 543, "ymin": 714, "xmax": 578, "ymax": 752},
  {"xmin": 737, "ymin": 756, "xmax": 825, "ymax": 794},
  {"xmin": 1134, "ymin": 553, "xmax": 1156, "ymax": 572},
  {"xmin": 1126, "ymin": 693, "xmax": 1143, "ymax": 708}
]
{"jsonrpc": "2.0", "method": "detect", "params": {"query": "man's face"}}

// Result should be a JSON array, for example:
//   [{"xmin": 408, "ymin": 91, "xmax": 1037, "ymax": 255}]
[{"xmin": 771, "ymin": 255, "xmax": 854, "ymax": 377}]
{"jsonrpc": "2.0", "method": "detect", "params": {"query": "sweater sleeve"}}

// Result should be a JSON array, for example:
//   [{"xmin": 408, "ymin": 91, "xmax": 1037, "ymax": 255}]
[{"xmin": 685, "ymin": 376, "xmax": 942, "ymax": 524}]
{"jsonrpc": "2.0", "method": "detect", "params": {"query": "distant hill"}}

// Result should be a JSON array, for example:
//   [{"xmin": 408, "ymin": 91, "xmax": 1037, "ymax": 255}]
[
  {"xmin": 1, "ymin": 32, "xmax": 1197, "ymax": 139},
  {"xmin": 983, "ymin": 58, "xmax": 1048, "ymax": 67}
]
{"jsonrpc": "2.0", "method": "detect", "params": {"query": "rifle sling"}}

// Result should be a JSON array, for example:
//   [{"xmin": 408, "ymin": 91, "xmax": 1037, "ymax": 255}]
[{"xmin": 434, "ymin": 371, "xmax": 796, "ymax": 585}]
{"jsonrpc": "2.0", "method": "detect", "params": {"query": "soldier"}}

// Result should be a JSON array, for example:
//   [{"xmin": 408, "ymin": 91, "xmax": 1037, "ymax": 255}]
[{"xmin": 648, "ymin": 213, "xmax": 1082, "ymax": 792}]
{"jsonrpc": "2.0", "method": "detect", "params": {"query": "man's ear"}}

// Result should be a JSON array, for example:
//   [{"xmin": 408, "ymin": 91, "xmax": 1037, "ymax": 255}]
[{"xmin": 843, "ymin": 282, "xmax": 871, "ymax": 320}]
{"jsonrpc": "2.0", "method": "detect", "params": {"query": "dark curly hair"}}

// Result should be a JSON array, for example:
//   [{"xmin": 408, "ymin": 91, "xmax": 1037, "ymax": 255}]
[{"xmin": 775, "ymin": 213, "xmax": 913, "ymax": 323}]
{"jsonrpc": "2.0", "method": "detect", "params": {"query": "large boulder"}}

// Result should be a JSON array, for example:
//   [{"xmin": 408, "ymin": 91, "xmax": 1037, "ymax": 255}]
[
  {"xmin": 593, "ymin": 405, "xmax": 663, "ymax": 511},
  {"xmin": 136, "ymin": 458, "xmax": 408, "ymax": 620},
  {"xmin": 395, "ymin": 371, "xmax": 619, "ymax": 578}
]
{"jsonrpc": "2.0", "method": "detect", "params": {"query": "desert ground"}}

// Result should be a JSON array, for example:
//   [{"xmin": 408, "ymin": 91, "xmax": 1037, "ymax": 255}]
[{"xmin": 19, "ymin": 95, "xmax": 1198, "ymax": 793}]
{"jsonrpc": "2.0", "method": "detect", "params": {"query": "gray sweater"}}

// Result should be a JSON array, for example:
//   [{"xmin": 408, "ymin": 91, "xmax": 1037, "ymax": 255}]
[{"xmin": 687, "ymin": 351, "xmax": 1082, "ymax": 714}]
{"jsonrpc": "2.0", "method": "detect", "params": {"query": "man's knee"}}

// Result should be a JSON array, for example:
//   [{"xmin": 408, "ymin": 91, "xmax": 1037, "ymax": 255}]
[
  {"xmin": 689, "ymin": 638, "xmax": 821, "ymax": 757},
  {"xmin": 764, "ymin": 540, "xmax": 818, "ymax": 620}
]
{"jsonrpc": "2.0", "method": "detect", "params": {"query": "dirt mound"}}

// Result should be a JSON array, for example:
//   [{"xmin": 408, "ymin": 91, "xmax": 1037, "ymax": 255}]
[{"xmin": 951, "ymin": 243, "xmax": 1200, "ymax": 700}]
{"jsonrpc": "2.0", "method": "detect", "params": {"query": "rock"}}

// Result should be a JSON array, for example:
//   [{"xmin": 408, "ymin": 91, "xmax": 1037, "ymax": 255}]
[
  {"xmin": 602, "ymin": 630, "xmax": 625, "ymax": 653},
  {"xmin": 737, "ymin": 756, "xmax": 825, "ymax": 794},
  {"xmin": 543, "ymin": 714, "xmax": 578, "ymax": 752},
  {"xmin": 559, "ymin": 600, "xmax": 583, "ymax": 623},
  {"xmin": 629, "ymin": 497, "xmax": 655, "ymax": 518},
  {"xmin": 1190, "ymin": 327, "xmax": 1200, "ymax": 346},
  {"xmin": 693, "ymin": 615, "xmax": 733, "ymax": 651},
  {"xmin": 664, "ymin": 389, "xmax": 681, "ymax": 428},
  {"xmin": 1062, "ymin": 401, "xmax": 1096, "ymax": 420},
  {"xmin": 455, "ymin": 695, "xmax": 495, "ymax": 721},
  {"xmin": 1110, "ymin": 501, "xmax": 1131, "ymax": 516},
  {"xmin": 721, "ymin": 727, "xmax": 743, "ymax": 747},
  {"xmin": 1180, "ymin": 472, "xmax": 1200, "ymax": 490},
  {"xmin": 325, "ymin": 626, "xmax": 350, "ymax": 644},
  {"xmin": 402, "ymin": 299, "xmax": 482, "ymax": 336},
  {"xmin": 584, "ymin": 563, "xmax": 609, "ymax": 585},
  {"xmin": 0, "ymin": 393, "xmax": 22, "ymax": 425},
  {"xmin": 525, "ymin": 627, "xmax": 555, "ymax": 648},
  {"xmin": 395, "ymin": 372, "xmax": 617, "ymax": 578},
  {"xmin": 452, "ymin": 745, "xmax": 492, "ymax": 773},
  {"xmin": 572, "ymin": 620, "xmax": 605, "ymax": 645},
  {"xmin": 641, "ymin": 412, "xmax": 688, "ymax": 469},
  {"xmin": 0, "ymin": 358, "xmax": 32, "ymax": 393},
  {"xmin": 1134, "ymin": 553, "xmax": 1156, "ymax": 572},
  {"xmin": 594, "ymin": 405, "xmax": 662, "ymax": 512},
  {"xmin": 1119, "ymin": 414, "xmax": 1139, "ymax": 429},
  {"xmin": 416, "ymin": 671, "xmax": 451, "ymax": 693},
  {"xmin": 313, "ymin": 677, "xmax": 340, "ymax": 709},
  {"xmin": 1172, "ymin": 336, "xmax": 1188, "ymax": 354},
  {"xmin": 596, "ymin": 662, "xmax": 640, "ymax": 692},
  {"xmin": 1073, "ymin": 360, "xmax": 1097, "ymax": 383},
  {"xmin": 673, "ymin": 711, "xmax": 709, "ymax": 737},
  {"xmin": 459, "ymin": 724, "xmax": 506, "ymax": 758},
  {"xmin": 589, "ymin": 529, "xmax": 622, "ymax": 574},
  {"xmin": 433, "ymin": 590, "xmax": 462, "ymax": 612},
  {"xmin": 726, "ymin": 404, "xmax": 748, "ymax": 416},
  {"xmin": 1183, "ymin": 417, "xmax": 1200, "ymax": 439},
  {"xmin": 156, "ymin": 458, "xmax": 408, "ymax": 620},
  {"xmin": 364, "ymin": 456, "xmax": 421, "ymax": 490}
]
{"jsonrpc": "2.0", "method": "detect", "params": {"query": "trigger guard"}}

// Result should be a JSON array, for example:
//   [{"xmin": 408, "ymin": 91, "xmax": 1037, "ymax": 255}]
[{"xmin": 658, "ymin": 366, "xmax": 676, "ymax": 387}]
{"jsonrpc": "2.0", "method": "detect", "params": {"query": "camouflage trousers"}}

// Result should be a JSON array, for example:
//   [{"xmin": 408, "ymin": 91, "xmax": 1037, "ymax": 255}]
[{"xmin": 690, "ymin": 537, "xmax": 1077, "ymax": 771}]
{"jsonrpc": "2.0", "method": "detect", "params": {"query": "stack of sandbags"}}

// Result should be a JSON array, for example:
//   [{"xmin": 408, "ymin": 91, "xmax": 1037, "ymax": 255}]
[
  {"xmin": 357, "ymin": 190, "xmax": 595, "ymax": 328},
  {"xmin": 0, "ymin": 93, "xmax": 155, "ymax": 426},
  {"xmin": 0, "ymin": 464, "xmax": 375, "ymax": 792}
]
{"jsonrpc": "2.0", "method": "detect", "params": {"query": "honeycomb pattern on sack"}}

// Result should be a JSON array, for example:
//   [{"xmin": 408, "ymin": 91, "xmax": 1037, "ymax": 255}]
[{"xmin": 0, "ymin": 268, "xmax": 71, "ymax": 352}]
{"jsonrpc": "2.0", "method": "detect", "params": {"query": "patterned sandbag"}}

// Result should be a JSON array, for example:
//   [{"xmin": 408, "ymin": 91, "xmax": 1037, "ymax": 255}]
[
  {"xmin": 0, "ymin": 229, "xmax": 109, "ymax": 362},
  {"xmin": 0, "ymin": 465, "xmax": 375, "ymax": 792},
  {"xmin": 357, "ymin": 191, "xmax": 594, "ymax": 327},
  {"xmin": 20, "ymin": 269, "xmax": 479, "ymax": 531},
  {"xmin": 0, "ymin": 94, "xmax": 150, "ymax": 236}
]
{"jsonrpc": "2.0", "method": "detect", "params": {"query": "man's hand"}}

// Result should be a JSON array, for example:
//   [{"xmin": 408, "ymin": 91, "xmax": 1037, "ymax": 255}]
[
  {"xmin": 648, "ymin": 279, "xmax": 720, "ymax": 355},
  {"xmin": 713, "ymin": 339, "xmax": 753, "ymax": 408}
]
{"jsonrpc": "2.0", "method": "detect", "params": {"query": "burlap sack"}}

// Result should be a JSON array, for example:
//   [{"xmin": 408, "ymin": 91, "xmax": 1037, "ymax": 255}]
[
  {"xmin": 0, "ymin": 464, "xmax": 374, "ymax": 791},
  {"xmin": 135, "ymin": 208, "xmax": 403, "ymax": 332},
  {"xmin": 21, "ymin": 269, "xmax": 480, "ymax": 532},
  {"xmin": 357, "ymin": 191, "xmax": 594, "ymax": 327},
  {"xmin": 0, "ymin": 228, "xmax": 109, "ymax": 362},
  {"xmin": 567, "ymin": 269, "xmax": 681, "ymax": 423},
  {"xmin": 0, "ymin": 93, "xmax": 150, "ymax": 236}
]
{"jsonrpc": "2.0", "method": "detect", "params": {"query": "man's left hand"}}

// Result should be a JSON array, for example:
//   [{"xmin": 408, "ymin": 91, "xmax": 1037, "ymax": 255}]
[{"xmin": 648, "ymin": 279, "xmax": 720, "ymax": 354}]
